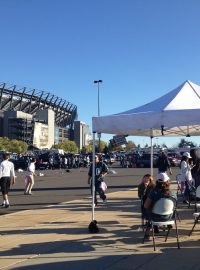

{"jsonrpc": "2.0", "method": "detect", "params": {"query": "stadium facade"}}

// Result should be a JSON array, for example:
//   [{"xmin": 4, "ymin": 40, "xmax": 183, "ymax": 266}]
[{"xmin": 0, "ymin": 82, "xmax": 91, "ymax": 149}]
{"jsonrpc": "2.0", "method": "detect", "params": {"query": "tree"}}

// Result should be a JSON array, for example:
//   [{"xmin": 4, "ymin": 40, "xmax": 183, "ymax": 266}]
[
  {"xmin": 9, "ymin": 140, "xmax": 28, "ymax": 153},
  {"xmin": 103, "ymin": 145, "xmax": 109, "ymax": 154},
  {"xmin": 178, "ymin": 139, "xmax": 197, "ymax": 148},
  {"xmin": 81, "ymin": 145, "xmax": 93, "ymax": 154},
  {"xmin": 96, "ymin": 140, "xmax": 106, "ymax": 153},
  {"xmin": 0, "ymin": 137, "xmax": 28, "ymax": 153},
  {"xmin": 53, "ymin": 140, "xmax": 78, "ymax": 153}
]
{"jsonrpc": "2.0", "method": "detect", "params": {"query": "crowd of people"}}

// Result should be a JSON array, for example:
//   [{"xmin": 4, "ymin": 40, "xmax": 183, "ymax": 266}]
[
  {"xmin": 1, "ymin": 148, "xmax": 200, "ymax": 223},
  {"xmin": 0, "ymin": 152, "xmax": 109, "ymax": 209}
]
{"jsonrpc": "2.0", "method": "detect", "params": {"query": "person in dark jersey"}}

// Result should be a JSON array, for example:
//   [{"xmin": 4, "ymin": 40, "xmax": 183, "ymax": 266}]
[{"xmin": 88, "ymin": 155, "xmax": 108, "ymax": 206}]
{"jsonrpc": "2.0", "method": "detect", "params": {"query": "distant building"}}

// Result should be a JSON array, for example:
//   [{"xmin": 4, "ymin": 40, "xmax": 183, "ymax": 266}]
[{"xmin": 74, "ymin": 121, "xmax": 92, "ymax": 150}]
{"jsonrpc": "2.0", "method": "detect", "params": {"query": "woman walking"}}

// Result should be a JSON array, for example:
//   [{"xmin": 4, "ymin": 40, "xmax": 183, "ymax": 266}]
[{"xmin": 24, "ymin": 158, "xmax": 36, "ymax": 195}]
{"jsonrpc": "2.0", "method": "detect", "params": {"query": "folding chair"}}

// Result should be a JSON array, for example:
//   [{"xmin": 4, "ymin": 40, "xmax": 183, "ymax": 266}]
[
  {"xmin": 186, "ymin": 180, "xmax": 196, "ymax": 208},
  {"xmin": 143, "ymin": 197, "xmax": 180, "ymax": 251},
  {"xmin": 188, "ymin": 186, "xmax": 200, "ymax": 236},
  {"xmin": 188, "ymin": 212, "xmax": 200, "ymax": 236},
  {"xmin": 194, "ymin": 185, "xmax": 200, "ymax": 212}
]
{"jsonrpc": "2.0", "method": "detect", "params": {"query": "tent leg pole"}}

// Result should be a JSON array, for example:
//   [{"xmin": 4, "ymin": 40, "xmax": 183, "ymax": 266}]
[
  {"xmin": 92, "ymin": 132, "xmax": 96, "ymax": 221},
  {"xmin": 88, "ymin": 131, "xmax": 99, "ymax": 233},
  {"xmin": 150, "ymin": 136, "xmax": 153, "ymax": 176}
]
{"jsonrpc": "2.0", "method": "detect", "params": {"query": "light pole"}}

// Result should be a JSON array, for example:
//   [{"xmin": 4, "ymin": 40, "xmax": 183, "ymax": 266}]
[{"xmin": 94, "ymin": 80, "xmax": 103, "ymax": 152}]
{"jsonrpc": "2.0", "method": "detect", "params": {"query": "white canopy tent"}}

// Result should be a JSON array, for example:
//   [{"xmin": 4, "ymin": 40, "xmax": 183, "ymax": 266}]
[
  {"xmin": 93, "ymin": 80, "xmax": 200, "ymax": 137},
  {"xmin": 90, "ymin": 80, "xmax": 200, "ymax": 221}
]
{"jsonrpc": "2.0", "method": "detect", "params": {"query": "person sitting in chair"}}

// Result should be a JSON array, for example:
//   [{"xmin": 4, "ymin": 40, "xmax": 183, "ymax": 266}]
[
  {"xmin": 143, "ymin": 172, "xmax": 177, "ymax": 239},
  {"xmin": 138, "ymin": 174, "xmax": 155, "ymax": 221}
]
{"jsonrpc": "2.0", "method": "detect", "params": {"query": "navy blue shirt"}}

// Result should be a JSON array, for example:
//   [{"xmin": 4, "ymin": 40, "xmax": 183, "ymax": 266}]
[{"xmin": 88, "ymin": 161, "xmax": 108, "ymax": 183}]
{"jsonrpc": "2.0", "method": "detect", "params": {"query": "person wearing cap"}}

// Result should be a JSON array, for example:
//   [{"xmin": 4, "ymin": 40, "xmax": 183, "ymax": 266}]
[
  {"xmin": 157, "ymin": 148, "xmax": 172, "ymax": 175},
  {"xmin": 143, "ymin": 173, "xmax": 176, "ymax": 239},
  {"xmin": 88, "ymin": 155, "xmax": 108, "ymax": 206},
  {"xmin": 179, "ymin": 152, "xmax": 195, "ymax": 204},
  {"xmin": 144, "ymin": 172, "xmax": 176, "ymax": 211}
]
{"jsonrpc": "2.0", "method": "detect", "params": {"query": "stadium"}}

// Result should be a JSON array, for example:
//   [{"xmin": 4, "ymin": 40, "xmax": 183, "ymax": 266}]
[{"xmin": 0, "ymin": 82, "xmax": 78, "ymax": 149}]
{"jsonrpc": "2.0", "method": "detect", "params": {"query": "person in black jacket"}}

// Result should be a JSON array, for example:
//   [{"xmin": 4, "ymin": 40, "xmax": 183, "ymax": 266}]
[
  {"xmin": 191, "ymin": 160, "xmax": 200, "ymax": 188},
  {"xmin": 88, "ymin": 155, "xmax": 108, "ymax": 206},
  {"xmin": 157, "ymin": 149, "xmax": 172, "ymax": 175}
]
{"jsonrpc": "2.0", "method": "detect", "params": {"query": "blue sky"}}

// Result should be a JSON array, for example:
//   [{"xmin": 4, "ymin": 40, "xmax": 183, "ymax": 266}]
[{"xmin": 1, "ymin": 0, "xmax": 200, "ymax": 147}]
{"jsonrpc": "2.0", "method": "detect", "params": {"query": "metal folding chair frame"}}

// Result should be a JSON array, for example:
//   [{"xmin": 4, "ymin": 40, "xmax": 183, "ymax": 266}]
[
  {"xmin": 189, "ymin": 212, "xmax": 200, "ymax": 236},
  {"xmin": 143, "ymin": 199, "xmax": 180, "ymax": 251}
]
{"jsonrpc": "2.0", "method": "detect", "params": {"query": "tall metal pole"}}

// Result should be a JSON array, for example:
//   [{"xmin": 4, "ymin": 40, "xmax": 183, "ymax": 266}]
[{"xmin": 94, "ymin": 80, "xmax": 102, "ymax": 153}]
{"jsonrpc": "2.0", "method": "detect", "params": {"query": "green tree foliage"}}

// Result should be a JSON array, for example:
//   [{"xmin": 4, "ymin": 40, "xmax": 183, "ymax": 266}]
[
  {"xmin": 81, "ymin": 145, "xmax": 93, "ymax": 154},
  {"xmin": 53, "ymin": 140, "xmax": 78, "ymax": 153},
  {"xmin": 103, "ymin": 144, "xmax": 109, "ymax": 154},
  {"xmin": 0, "ymin": 137, "xmax": 28, "ymax": 153},
  {"xmin": 178, "ymin": 138, "xmax": 197, "ymax": 148},
  {"xmin": 96, "ymin": 139, "xmax": 106, "ymax": 153}
]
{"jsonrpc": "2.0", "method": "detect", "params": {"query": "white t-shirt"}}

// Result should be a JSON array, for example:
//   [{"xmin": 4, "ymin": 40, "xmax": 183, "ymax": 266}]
[
  {"xmin": 25, "ymin": 162, "xmax": 35, "ymax": 177},
  {"xmin": 179, "ymin": 160, "xmax": 192, "ymax": 182},
  {"xmin": 0, "ymin": 159, "xmax": 15, "ymax": 178}
]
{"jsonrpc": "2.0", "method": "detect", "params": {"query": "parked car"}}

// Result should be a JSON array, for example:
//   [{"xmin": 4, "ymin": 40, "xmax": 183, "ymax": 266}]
[
  {"xmin": 10, "ymin": 156, "xmax": 30, "ymax": 170},
  {"xmin": 101, "ymin": 154, "xmax": 115, "ymax": 165},
  {"xmin": 136, "ymin": 153, "xmax": 159, "ymax": 168},
  {"xmin": 167, "ymin": 153, "xmax": 181, "ymax": 167}
]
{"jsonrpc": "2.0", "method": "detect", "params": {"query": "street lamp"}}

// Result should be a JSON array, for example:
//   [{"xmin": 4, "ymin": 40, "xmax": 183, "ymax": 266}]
[{"xmin": 94, "ymin": 80, "xmax": 103, "ymax": 152}]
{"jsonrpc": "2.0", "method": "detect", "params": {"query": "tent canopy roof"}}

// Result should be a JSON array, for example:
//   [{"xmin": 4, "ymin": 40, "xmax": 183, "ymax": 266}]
[{"xmin": 92, "ymin": 80, "xmax": 200, "ymax": 137}]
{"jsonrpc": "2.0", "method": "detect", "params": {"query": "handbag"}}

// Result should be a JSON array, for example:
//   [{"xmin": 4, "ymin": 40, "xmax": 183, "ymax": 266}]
[{"xmin": 100, "ymin": 181, "xmax": 107, "ymax": 191}]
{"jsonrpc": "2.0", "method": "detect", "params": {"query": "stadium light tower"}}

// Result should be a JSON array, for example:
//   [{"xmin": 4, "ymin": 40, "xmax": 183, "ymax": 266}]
[{"xmin": 94, "ymin": 80, "xmax": 103, "ymax": 152}]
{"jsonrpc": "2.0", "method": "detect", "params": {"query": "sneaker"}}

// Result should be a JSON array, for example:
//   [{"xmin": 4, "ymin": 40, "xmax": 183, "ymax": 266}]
[
  {"xmin": 1, "ymin": 203, "xmax": 5, "ymax": 207},
  {"xmin": 5, "ymin": 204, "xmax": 10, "ymax": 208},
  {"xmin": 28, "ymin": 192, "xmax": 32, "ymax": 195}
]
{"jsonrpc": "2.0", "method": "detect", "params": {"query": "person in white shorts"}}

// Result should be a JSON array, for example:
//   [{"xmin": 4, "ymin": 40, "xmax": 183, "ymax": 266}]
[{"xmin": 24, "ymin": 158, "xmax": 36, "ymax": 195}]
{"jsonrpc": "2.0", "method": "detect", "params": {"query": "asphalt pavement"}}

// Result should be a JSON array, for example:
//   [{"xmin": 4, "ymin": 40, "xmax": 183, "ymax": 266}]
[{"xmin": 1, "ymin": 164, "xmax": 180, "ymax": 215}]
